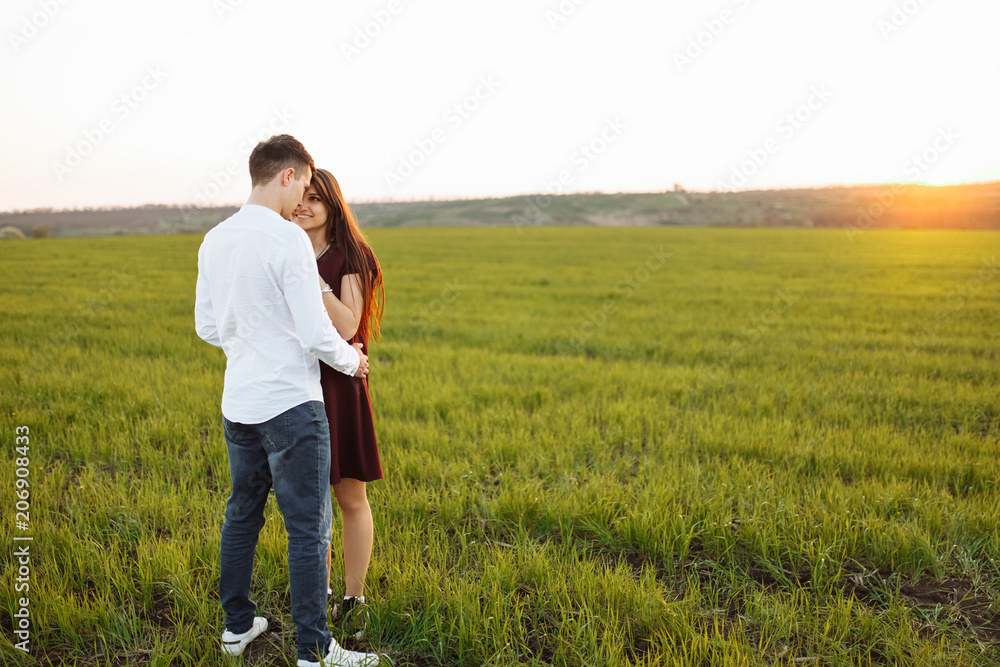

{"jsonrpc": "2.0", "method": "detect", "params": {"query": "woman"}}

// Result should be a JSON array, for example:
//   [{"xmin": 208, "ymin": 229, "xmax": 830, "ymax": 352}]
[{"xmin": 292, "ymin": 168, "xmax": 385, "ymax": 638}]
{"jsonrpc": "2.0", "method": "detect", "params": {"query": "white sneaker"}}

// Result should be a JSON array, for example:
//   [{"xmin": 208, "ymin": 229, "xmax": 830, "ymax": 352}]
[
  {"xmin": 297, "ymin": 637, "xmax": 381, "ymax": 666},
  {"xmin": 221, "ymin": 616, "xmax": 268, "ymax": 656}
]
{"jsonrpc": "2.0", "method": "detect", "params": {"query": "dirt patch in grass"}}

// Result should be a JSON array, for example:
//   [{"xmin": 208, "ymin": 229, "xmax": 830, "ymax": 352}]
[
  {"xmin": 901, "ymin": 578, "xmax": 1000, "ymax": 642},
  {"xmin": 841, "ymin": 568, "xmax": 1000, "ymax": 644}
]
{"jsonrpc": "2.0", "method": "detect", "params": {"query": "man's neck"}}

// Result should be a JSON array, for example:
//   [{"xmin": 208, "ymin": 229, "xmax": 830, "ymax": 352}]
[{"xmin": 246, "ymin": 188, "xmax": 285, "ymax": 219}]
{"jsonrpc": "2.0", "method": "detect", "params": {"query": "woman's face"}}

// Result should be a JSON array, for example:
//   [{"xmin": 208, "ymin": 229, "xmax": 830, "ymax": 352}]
[{"xmin": 293, "ymin": 185, "xmax": 330, "ymax": 234}]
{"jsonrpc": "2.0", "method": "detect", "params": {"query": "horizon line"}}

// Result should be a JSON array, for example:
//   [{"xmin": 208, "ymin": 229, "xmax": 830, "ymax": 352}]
[{"xmin": 2, "ymin": 179, "xmax": 999, "ymax": 216}]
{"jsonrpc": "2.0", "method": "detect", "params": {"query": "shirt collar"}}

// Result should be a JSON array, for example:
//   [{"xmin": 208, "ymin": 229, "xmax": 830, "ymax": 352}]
[{"xmin": 240, "ymin": 203, "xmax": 288, "ymax": 221}]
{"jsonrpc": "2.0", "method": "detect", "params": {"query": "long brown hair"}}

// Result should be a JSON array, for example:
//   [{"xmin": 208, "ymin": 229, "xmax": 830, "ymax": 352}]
[{"xmin": 311, "ymin": 168, "xmax": 384, "ymax": 343}]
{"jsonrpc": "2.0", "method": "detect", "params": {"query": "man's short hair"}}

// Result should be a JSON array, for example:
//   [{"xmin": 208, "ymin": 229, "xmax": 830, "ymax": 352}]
[{"xmin": 248, "ymin": 134, "xmax": 315, "ymax": 187}]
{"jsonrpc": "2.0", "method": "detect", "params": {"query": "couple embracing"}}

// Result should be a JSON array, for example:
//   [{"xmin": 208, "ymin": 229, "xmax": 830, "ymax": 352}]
[{"xmin": 194, "ymin": 134, "xmax": 384, "ymax": 666}]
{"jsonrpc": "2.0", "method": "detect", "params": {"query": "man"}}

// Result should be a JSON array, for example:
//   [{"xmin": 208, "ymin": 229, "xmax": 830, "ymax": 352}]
[{"xmin": 195, "ymin": 134, "xmax": 380, "ymax": 667}]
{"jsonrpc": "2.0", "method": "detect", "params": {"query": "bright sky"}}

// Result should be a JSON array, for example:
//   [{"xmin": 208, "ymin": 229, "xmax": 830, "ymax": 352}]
[{"xmin": 1, "ymin": 0, "xmax": 998, "ymax": 211}]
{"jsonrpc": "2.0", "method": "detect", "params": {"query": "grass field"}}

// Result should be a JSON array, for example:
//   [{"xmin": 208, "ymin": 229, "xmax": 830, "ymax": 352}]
[{"xmin": 1, "ymin": 227, "xmax": 999, "ymax": 666}]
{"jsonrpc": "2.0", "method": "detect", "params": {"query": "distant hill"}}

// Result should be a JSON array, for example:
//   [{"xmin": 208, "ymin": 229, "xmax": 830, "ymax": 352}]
[{"xmin": 2, "ymin": 183, "xmax": 999, "ymax": 238}]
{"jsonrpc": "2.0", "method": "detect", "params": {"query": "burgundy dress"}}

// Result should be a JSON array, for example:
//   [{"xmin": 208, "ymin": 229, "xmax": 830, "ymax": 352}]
[{"xmin": 317, "ymin": 244, "xmax": 383, "ymax": 485}]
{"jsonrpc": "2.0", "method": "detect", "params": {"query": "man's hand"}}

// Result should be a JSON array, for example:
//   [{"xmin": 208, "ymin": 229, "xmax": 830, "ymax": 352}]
[{"xmin": 353, "ymin": 342, "xmax": 369, "ymax": 378}]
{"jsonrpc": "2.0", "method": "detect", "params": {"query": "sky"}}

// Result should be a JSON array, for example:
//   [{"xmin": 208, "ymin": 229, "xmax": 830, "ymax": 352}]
[{"xmin": 1, "ymin": 0, "xmax": 998, "ymax": 211}]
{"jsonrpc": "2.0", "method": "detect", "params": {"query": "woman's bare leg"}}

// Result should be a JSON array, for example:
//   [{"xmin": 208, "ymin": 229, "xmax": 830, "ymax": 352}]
[{"xmin": 332, "ymin": 478, "xmax": 373, "ymax": 598}]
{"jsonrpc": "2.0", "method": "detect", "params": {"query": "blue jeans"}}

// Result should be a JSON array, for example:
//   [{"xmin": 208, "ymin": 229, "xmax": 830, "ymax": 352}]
[{"xmin": 219, "ymin": 400, "xmax": 333, "ymax": 662}]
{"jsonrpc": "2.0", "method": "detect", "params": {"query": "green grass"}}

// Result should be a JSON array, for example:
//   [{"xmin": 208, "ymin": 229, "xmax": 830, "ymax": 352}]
[{"xmin": 1, "ymin": 227, "xmax": 998, "ymax": 666}]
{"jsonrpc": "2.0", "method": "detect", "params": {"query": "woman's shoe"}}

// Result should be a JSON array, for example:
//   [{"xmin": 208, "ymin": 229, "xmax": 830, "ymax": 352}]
[{"xmin": 334, "ymin": 596, "xmax": 367, "ymax": 641}]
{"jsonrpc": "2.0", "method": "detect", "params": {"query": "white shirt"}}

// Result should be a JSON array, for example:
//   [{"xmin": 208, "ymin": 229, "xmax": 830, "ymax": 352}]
[{"xmin": 194, "ymin": 204, "xmax": 360, "ymax": 424}]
